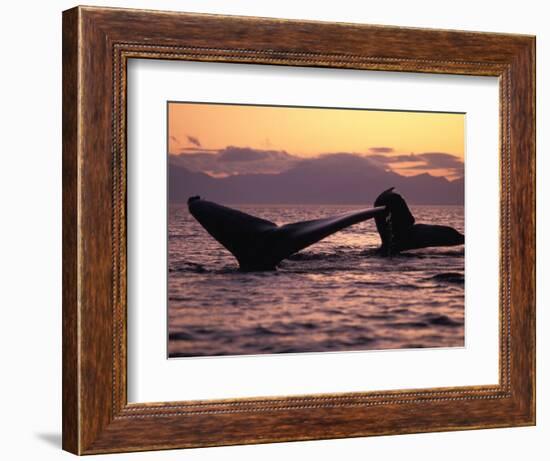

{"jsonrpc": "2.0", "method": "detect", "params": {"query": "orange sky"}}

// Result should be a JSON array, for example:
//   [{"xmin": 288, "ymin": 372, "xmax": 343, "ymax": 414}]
[{"xmin": 168, "ymin": 102, "xmax": 464, "ymax": 179}]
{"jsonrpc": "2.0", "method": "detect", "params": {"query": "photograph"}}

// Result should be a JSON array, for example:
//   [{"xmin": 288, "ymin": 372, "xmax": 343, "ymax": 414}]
[{"xmin": 167, "ymin": 102, "xmax": 466, "ymax": 358}]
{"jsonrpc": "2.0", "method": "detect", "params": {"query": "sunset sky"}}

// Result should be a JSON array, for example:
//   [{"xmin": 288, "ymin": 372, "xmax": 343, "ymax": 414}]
[{"xmin": 168, "ymin": 102, "xmax": 464, "ymax": 180}]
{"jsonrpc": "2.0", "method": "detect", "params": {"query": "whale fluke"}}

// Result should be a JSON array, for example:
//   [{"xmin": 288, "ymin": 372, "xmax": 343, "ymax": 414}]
[
  {"xmin": 374, "ymin": 188, "xmax": 464, "ymax": 255},
  {"xmin": 188, "ymin": 197, "xmax": 385, "ymax": 271}
]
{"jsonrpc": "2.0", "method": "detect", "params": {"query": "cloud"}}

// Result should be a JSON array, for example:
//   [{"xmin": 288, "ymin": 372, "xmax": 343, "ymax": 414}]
[
  {"xmin": 169, "ymin": 144, "xmax": 463, "ymax": 179},
  {"xmin": 369, "ymin": 147, "xmax": 394, "ymax": 154},
  {"xmin": 170, "ymin": 146, "xmax": 300, "ymax": 176},
  {"xmin": 186, "ymin": 135, "xmax": 201, "ymax": 147},
  {"xmin": 217, "ymin": 146, "xmax": 293, "ymax": 163},
  {"xmin": 177, "ymin": 147, "xmax": 219, "ymax": 154},
  {"xmin": 367, "ymin": 153, "xmax": 421, "ymax": 164},
  {"xmin": 413, "ymin": 152, "xmax": 463, "ymax": 169},
  {"xmin": 299, "ymin": 152, "xmax": 381, "ymax": 169},
  {"xmin": 365, "ymin": 150, "xmax": 463, "ymax": 177},
  {"xmin": 400, "ymin": 153, "xmax": 464, "ymax": 177}
]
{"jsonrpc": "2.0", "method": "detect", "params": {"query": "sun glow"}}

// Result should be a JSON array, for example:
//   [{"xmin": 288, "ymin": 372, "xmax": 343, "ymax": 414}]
[{"xmin": 168, "ymin": 102, "xmax": 464, "ymax": 180}]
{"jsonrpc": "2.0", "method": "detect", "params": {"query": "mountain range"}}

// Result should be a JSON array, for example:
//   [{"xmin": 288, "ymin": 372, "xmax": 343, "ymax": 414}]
[{"xmin": 168, "ymin": 153, "xmax": 464, "ymax": 205}]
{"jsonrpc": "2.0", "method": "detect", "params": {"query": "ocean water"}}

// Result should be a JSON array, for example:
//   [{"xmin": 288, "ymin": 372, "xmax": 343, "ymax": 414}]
[{"xmin": 168, "ymin": 204, "xmax": 465, "ymax": 358}]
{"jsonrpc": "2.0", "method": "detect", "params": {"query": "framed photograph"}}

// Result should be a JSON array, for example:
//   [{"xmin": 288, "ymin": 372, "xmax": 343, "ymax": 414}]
[{"xmin": 62, "ymin": 6, "xmax": 535, "ymax": 455}]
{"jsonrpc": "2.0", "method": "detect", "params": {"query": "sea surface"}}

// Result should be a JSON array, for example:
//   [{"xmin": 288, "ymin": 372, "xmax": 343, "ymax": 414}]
[{"xmin": 168, "ymin": 204, "xmax": 465, "ymax": 358}]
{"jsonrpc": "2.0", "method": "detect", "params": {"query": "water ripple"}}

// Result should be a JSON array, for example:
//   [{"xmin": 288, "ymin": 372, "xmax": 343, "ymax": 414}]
[{"xmin": 168, "ymin": 204, "xmax": 465, "ymax": 357}]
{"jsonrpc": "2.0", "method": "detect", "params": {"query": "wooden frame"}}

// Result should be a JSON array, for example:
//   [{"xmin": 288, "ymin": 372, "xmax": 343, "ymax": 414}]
[{"xmin": 62, "ymin": 5, "xmax": 535, "ymax": 455}]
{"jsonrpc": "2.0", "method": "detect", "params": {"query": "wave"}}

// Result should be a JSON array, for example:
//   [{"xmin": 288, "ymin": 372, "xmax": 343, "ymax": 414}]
[
  {"xmin": 428, "ymin": 272, "xmax": 464, "ymax": 284},
  {"xmin": 422, "ymin": 313, "xmax": 463, "ymax": 327},
  {"xmin": 287, "ymin": 247, "xmax": 376, "ymax": 261},
  {"xmin": 169, "ymin": 261, "xmax": 241, "ymax": 274},
  {"xmin": 170, "ymin": 250, "xmax": 464, "ymax": 279},
  {"xmin": 169, "ymin": 261, "xmax": 209, "ymax": 273}
]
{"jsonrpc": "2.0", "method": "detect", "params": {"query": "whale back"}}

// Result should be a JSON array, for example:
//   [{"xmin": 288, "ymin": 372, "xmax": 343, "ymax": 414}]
[
  {"xmin": 401, "ymin": 224, "xmax": 465, "ymax": 251},
  {"xmin": 373, "ymin": 188, "xmax": 464, "ymax": 254},
  {"xmin": 374, "ymin": 187, "xmax": 415, "ymax": 253}
]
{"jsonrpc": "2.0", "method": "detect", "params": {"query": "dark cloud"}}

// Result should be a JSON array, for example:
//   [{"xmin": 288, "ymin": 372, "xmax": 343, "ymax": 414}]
[
  {"xmin": 178, "ymin": 147, "xmax": 219, "ymax": 154},
  {"xmin": 401, "ymin": 153, "xmax": 464, "ymax": 177},
  {"xmin": 169, "ymin": 145, "xmax": 463, "ymax": 178},
  {"xmin": 170, "ymin": 146, "xmax": 300, "ymax": 176},
  {"xmin": 369, "ymin": 147, "xmax": 394, "ymax": 154},
  {"xmin": 367, "ymin": 153, "xmax": 421, "ymax": 164},
  {"xmin": 415, "ymin": 152, "xmax": 464, "ymax": 169},
  {"xmin": 365, "ymin": 150, "xmax": 463, "ymax": 177},
  {"xmin": 186, "ymin": 135, "xmax": 201, "ymax": 147},
  {"xmin": 217, "ymin": 146, "xmax": 293, "ymax": 163},
  {"xmin": 300, "ymin": 152, "xmax": 379, "ymax": 169}
]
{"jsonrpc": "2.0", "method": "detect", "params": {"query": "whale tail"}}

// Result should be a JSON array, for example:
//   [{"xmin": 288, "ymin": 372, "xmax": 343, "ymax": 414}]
[
  {"xmin": 373, "ymin": 188, "xmax": 464, "ymax": 255},
  {"xmin": 188, "ymin": 196, "xmax": 385, "ymax": 271}
]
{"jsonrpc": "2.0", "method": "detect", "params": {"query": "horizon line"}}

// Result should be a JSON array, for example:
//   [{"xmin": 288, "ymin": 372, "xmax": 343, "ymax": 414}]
[{"xmin": 168, "ymin": 201, "xmax": 465, "ymax": 206}]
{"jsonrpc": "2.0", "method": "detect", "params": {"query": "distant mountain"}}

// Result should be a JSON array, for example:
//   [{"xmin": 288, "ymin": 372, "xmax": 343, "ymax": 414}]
[{"xmin": 169, "ymin": 154, "xmax": 464, "ymax": 205}]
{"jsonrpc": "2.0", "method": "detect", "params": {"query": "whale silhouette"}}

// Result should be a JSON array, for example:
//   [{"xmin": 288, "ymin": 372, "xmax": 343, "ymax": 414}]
[
  {"xmin": 187, "ymin": 196, "xmax": 385, "ymax": 271},
  {"xmin": 373, "ymin": 187, "xmax": 464, "ymax": 255},
  {"xmin": 187, "ymin": 189, "xmax": 464, "ymax": 270}
]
